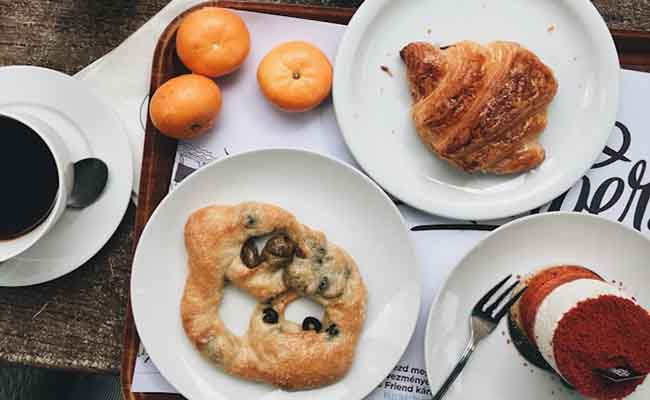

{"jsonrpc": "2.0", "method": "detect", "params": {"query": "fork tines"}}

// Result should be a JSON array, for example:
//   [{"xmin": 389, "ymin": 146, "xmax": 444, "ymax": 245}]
[{"xmin": 473, "ymin": 275, "xmax": 527, "ymax": 322}]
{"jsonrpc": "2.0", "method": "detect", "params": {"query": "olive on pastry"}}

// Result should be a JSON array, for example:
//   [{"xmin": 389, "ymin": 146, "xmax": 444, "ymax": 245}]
[
  {"xmin": 262, "ymin": 307, "xmax": 279, "ymax": 324},
  {"xmin": 240, "ymin": 238, "xmax": 261, "ymax": 268},
  {"xmin": 263, "ymin": 233, "xmax": 295, "ymax": 258},
  {"xmin": 302, "ymin": 316, "xmax": 322, "ymax": 332}
]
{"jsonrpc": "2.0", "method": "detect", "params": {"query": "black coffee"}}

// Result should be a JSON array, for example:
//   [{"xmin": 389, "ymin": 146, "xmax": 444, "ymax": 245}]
[{"xmin": 0, "ymin": 116, "xmax": 59, "ymax": 240}]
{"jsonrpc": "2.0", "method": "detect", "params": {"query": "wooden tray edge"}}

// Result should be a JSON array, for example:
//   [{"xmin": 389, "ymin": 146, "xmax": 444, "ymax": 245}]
[
  {"xmin": 612, "ymin": 29, "xmax": 650, "ymax": 72},
  {"xmin": 120, "ymin": 4, "xmax": 197, "ymax": 400}
]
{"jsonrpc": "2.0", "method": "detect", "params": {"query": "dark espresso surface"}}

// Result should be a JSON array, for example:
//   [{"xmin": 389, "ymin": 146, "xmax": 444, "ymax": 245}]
[{"xmin": 0, "ymin": 117, "xmax": 59, "ymax": 240}]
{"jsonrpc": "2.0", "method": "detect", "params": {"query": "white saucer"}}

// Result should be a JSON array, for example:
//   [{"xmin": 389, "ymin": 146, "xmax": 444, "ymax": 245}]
[
  {"xmin": 334, "ymin": 0, "xmax": 619, "ymax": 220},
  {"xmin": 424, "ymin": 213, "xmax": 650, "ymax": 399},
  {"xmin": 0, "ymin": 66, "xmax": 133, "ymax": 286},
  {"xmin": 131, "ymin": 149, "xmax": 421, "ymax": 400}
]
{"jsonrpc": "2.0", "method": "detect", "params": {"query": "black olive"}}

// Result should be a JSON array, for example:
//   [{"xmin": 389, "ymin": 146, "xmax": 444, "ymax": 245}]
[
  {"xmin": 262, "ymin": 234, "xmax": 295, "ymax": 258},
  {"xmin": 240, "ymin": 238, "xmax": 260, "ymax": 268},
  {"xmin": 262, "ymin": 307, "xmax": 279, "ymax": 324},
  {"xmin": 318, "ymin": 276, "xmax": 329, "ymax": 292},
  {"xmin": 302, "ymin": 317, "xmax": 322, "ymax": 332},
  {"xmin": 325, "ymin": 324, "xmax": 339, "ymax": 337}
]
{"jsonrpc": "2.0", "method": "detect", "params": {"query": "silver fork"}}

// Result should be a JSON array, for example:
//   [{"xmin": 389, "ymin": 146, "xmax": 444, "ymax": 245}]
[{"xmin": 432, "ymin": 275, "xmax": 527, "ymax": 400}]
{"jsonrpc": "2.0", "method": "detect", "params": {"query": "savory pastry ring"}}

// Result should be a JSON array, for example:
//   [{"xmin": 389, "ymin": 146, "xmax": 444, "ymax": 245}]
[{"xmin": 181, "ymin": 202, "xmax": 367, "ymax": 390}]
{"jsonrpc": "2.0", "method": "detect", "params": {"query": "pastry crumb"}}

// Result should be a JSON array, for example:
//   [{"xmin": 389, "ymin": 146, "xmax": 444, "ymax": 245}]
[
  {"xmin": 547, "ymin": 24, "xmax": 556, "ymax": 32},
  {"xmin": 380, "ymin": 65, "xmax": 393, "ymax": 77}
]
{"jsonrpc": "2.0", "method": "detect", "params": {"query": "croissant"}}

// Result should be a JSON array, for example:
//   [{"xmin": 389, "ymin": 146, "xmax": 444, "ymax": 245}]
[{"xmin": 400, "ymin": 41, "xmax": 558, "ymax": 174}]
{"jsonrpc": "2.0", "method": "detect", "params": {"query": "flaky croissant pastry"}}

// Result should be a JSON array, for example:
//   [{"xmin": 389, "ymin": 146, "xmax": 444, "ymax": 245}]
[{"xmin": 400, "ymin": 41, "xmax": 558, "ymax": 174}]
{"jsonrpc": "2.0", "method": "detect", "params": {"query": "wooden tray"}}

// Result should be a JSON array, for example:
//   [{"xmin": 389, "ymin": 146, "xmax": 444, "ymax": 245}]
[{"xmin": 121, "ymin": 2, "xmax": 650, "ymax": 399}]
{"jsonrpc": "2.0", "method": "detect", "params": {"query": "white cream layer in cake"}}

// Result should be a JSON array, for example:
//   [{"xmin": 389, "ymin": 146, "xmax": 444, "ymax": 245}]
[{"xmin": 533, "ymin": 278, "xmax": 627, "ymax": 376}]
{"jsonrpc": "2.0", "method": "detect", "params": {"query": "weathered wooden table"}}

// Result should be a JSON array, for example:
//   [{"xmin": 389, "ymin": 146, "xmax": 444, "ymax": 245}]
[{"xmin": 0, "ymin": 0, "xmax": 648, "ymax": 375}]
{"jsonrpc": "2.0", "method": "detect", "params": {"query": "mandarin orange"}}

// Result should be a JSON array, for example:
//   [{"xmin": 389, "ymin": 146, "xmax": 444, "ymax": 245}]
[
  {"xmin": 149, "ymin": 74, "xmax": 222, "ymax": 139},
  {"xmin": 176, "ymin": 7, "xmax": 251, "ymax": 78},
  {"xmin": 257, "ymin": 41, "xmax": 333, "ymax": 112}
]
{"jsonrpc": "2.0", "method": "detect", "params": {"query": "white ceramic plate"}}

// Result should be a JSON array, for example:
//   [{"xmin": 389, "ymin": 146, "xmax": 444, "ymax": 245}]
[
  {"xmin": 424, "ymin": 213, "xmax": 649, "ymax": 399},
  {"xmin": 131, "ymin": 149, "xmax": 421, "ymax": 400},
  {"xmin": 0, "ymin": 66, "xmax": 133, "ymax": 286},
  {"xmin": 333, "ymin": 0, "xmax": 619, "ymax": 220}
]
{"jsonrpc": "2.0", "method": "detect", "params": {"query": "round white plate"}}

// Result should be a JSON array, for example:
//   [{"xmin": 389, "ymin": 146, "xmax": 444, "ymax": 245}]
[
  {"xmin": 333, "ymin": 0, "xmax": 619, "ymax": 220},
  {"xmin": 131, "ymin": 149, "xmax": 421, "ymax": 400},
  {"xmin": 424, "ymin": 213, "xmax": 649, "ymax": 399},
  {"xmin": 0, "ymin": 66, "xmax": 133, "ymax": 286}
]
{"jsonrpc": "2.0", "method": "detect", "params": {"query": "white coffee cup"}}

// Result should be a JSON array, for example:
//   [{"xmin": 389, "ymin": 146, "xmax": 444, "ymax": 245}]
[{"xmin": 0, "ymin": 110, "xmax": 74, "ymax": 262}]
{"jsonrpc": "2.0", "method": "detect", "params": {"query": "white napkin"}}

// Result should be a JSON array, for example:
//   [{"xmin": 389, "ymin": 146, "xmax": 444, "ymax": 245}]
[{"xmin": 74, "ymin": 0, "xmax": 213, "ymax": 198}]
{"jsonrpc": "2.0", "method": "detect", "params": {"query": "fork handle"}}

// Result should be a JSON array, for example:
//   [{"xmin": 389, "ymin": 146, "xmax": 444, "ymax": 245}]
[{"xmin": 432, "ymin": 341, "xmax": 476, "ymax": 400}]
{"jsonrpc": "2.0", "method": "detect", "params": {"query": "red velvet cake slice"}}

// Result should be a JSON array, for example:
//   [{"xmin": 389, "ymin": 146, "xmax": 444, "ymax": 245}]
[{"xmin": 510, "ymin": 265, "xmax": 650, "ymax": 399}]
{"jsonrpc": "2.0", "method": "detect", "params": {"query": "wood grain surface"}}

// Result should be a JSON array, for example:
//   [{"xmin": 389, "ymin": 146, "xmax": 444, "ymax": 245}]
[
  {"xmin": 0, "ymin": 204, "xmax": 136, "ymax": 374},
  {"xmin": 0, "ymin": 0, "xmax": 648, "ymax": 377}
]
